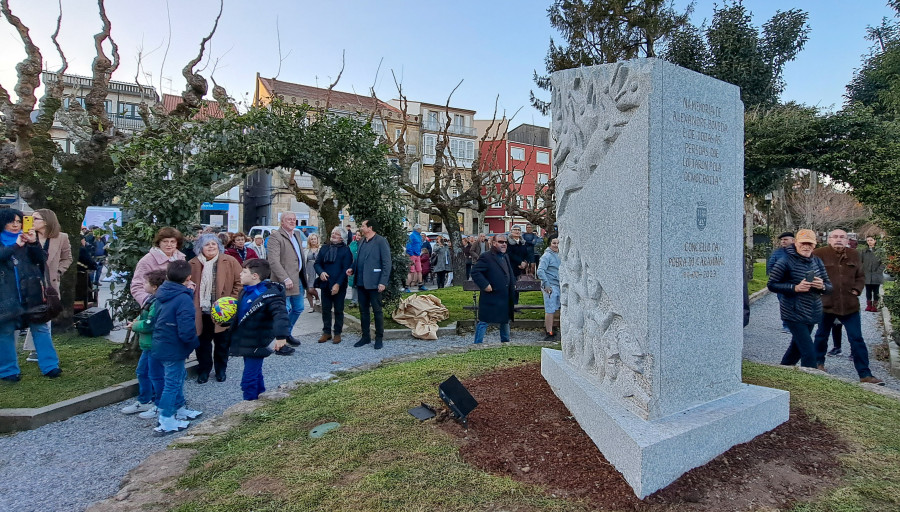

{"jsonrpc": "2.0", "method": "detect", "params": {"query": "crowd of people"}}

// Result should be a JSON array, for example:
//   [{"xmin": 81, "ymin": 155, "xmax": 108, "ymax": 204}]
[{"xmin": 767, "ymin": 228, "xmax": 887, "ymax": 385}]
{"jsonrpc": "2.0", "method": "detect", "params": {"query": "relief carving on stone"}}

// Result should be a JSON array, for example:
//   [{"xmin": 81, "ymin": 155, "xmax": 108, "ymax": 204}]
[
  {"xmin": 552, "ymin": 61, "xmax": 654, "ymax": 418},
  {"xmin": 558, "ymin": 234, "xmax": 653, "ymax": 418},
  {"xmin": 551, "ymin": 61, "xmax": 650, "ymax": 218}
]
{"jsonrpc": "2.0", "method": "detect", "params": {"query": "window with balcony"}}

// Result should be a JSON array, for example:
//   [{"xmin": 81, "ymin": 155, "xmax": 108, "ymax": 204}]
[
  {"xmin": 118, "ymin": 102, "xmax": 140, "ymax": 119},
  {"xmin": 449, "ymin": 138, "xmax": 475, "ymax": 164},
  {"xmin": 423, "ymin": 134, "xmax": 436, "ymax": 164},
  {"xmin": 536, "ymin": 150, "xmax": 550, "ymax": 164},
  {"xmin": 510, "ymin": 147, "xmax": 525, "ymax": 161}
]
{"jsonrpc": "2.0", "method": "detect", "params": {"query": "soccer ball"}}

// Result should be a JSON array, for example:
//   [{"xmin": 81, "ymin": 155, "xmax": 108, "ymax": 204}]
[{"xmin": 211, "ymin": 296, "xmax": 238, "ymax": 324}]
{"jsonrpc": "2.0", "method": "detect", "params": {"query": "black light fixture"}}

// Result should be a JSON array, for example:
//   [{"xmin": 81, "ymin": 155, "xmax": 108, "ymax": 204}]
[{"xmin": 438, "ymin": 375, "xmax": 478, "ymax": 429}]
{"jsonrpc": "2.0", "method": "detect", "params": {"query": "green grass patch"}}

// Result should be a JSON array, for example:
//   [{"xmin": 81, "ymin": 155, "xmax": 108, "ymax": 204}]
[
  {"xmin": 748, "ymin": 261, "xmax": 767, "ymax": 295},
  {"xmin": 173, "ymin": 350, "xmax": 900, "ymax": 511},
  {"xmin": 0, "ymin": 333, "xmax": 136, "ymax": 409}
]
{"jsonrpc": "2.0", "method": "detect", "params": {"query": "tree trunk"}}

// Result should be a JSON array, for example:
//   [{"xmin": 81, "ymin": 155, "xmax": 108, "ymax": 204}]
[
  {"xmin": 318, "ymin": 196, "xmax": 342, "ymax": 236},
  {"xmin": 440, "ymin": 207, "xmax": 467, "ymax": 286},
  {"xmin": 52, "ymin": 209, "xmax": 83, "ymax": 331}
]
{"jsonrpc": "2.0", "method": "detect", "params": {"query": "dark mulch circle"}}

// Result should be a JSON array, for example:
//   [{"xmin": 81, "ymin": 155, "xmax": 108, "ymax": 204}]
[{"xmin": 438, "ymin": 362, "xmax": 848, "ymax": 511}]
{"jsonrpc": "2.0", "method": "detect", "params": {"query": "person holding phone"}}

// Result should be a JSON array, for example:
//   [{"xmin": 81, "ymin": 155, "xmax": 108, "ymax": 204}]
[
  {"xmin": 0, "ymin": 209, "xmax": 62, "ymax": 381},
  {"xmin": 767, "ymin": 229, "xmax": 832, "ymax": 370}
]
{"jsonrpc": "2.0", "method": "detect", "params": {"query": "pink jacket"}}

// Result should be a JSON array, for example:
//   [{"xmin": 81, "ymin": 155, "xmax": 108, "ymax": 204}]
[{"xmin": 131, "ymin": 247, "xmax": 185, "ymax": 306}]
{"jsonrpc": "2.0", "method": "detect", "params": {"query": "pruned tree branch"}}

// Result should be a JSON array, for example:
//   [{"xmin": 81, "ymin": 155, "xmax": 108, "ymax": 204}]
[{"xmin": 175, "ymin": 0, "xmax": 223, "ymax": 114}]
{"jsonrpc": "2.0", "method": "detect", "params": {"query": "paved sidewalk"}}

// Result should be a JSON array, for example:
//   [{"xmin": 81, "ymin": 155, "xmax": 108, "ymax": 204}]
[
  {"xmin": 743, "ymin": 291, "xmax": 899, "ymax": 391},
  {"xmin": 0, "ymin": 301, "xmax": 541, "ymax": 512}
]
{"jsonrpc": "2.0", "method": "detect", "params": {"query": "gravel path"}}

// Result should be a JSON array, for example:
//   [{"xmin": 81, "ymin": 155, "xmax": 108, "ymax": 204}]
[
  {"xmin": 0, "ymin": 304, "xmax": 545, "ymax": 512},
  {"xmin": 743, "ymin": 291, "xmax": 899, "ymax": 391},
  {"xmin": 2, "ymin": 289, "xmax": 894, "ymax": 512}
]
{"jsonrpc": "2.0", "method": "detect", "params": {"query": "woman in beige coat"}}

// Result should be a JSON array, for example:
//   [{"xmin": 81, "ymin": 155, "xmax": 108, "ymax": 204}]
[
  {"xmin": 189, "ymin": 233, "xmax": 242, "ymax": 384},
  {"xmin": 24, "ymin": 209, "xmax": 72, "ymax": 361}
]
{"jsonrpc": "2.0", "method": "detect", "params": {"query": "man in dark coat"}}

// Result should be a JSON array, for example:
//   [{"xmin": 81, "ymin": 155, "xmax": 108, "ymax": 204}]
[
  {"xmin": 766, "ymin": 231, "xmax": 794, "ymax": 332},
  {"xmin": 812, "ymin": 229, "xmax": 884, "ymax": 385},
  {"xmin": 314, "ymin": 228, "xmax": 354, "ymax": 344},
  {"xmin": 470, "ymin": 233, "xmax": 516, "ymax": 344},
  {"xmin": 348, "ymin": 219, "xmax": 392, "ymax": 350},
  {"xmin": 768, "ymin": 229, "xmax": 831, "ymax": 370}
]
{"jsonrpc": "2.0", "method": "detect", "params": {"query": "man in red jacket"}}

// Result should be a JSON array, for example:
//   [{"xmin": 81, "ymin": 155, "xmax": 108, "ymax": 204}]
[{"xmin": 813, "ymin": 229, "xmax": 884, "ymax": 385}]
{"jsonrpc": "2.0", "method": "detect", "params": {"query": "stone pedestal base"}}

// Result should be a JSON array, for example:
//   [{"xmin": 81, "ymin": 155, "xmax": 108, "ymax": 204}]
[{"xmin": 541, "ymin": 349, "xmax": 790, "ymax": 498}]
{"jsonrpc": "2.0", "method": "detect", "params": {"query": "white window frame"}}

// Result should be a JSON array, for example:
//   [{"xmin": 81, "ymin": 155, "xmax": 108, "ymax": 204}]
[
  {"xmin": 536, "ymin": 150, "xmax": 550, "ymax": 164},
  {"xmin": 510, "ymin": 147, "xmax": 525, "ymax": 161},
  {"xmin": 537, "ymin": 173, "xmax": 549, "ymax": 185}
]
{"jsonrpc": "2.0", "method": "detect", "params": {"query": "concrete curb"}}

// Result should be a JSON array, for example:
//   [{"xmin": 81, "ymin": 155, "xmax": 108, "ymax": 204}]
[
  {"xmin": 882, "ymin": 306, "xmax": 900, "ymax": 380},
  {"xmin": 749, "ymin": 287, "xmax": 769, "ymax": 304},
  {"xmin": 0, "ymin": 361, "xmax": 199, "ymax": 434}
]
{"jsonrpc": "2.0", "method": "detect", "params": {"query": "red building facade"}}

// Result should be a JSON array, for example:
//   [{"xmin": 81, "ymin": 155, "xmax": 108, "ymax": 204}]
[{"xmin": 480, "ymin": 124, "xmax": 552, "ymax": 234}]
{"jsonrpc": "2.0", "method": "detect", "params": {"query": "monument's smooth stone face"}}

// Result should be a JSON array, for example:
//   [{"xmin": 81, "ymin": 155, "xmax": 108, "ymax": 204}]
[{"xmin": 542, "ymin": 58, "xmax": 789, "ymax": 498}]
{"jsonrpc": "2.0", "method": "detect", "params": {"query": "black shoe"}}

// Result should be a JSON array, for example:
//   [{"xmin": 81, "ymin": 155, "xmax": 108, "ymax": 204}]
[
  {"xmin": 215, "ymin": 372, "xmax": 227, "ymax": 382},
  {"xmin": 353, "ymin": 339, "xmax": 371, "ymax": 348},
  {"xmin": 275, "ymin": 345, "xmax": 295, "ymax": 356},
  {"xmin": 543, "ymin": 332, "xmax": 555, "ymax": 341},
  {"xmin": 1, "ymin": 374, "xmax": 21, "ymax": 382},
  {"xmin": 828, "ymin": 348, "xmax": 842, "ymax": 356},
  {"xmin": 374, "ymin": 339, "xmax": 383, "ymax": 350},
  {"xmin": 197, "ymin": 373, "xmax": 209, "ymax": 384},
  {"xmin": 44, "ymin": 368, "xmax": 62, "ymax": 378},
  {"xmin": 285, "ymin": 336, "xmax": 301, "ymax": 347}
]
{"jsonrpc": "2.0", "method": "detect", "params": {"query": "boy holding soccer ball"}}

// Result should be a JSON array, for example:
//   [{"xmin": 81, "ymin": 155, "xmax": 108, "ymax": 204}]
[{"xmin": 224, "ymin": 259, "xmax": 291, "ymax": 400}]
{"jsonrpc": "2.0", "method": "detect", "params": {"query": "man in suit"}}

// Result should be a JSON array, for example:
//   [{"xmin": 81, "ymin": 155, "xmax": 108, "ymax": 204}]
[
  {"xmin": 265, "ymin": 212, "xmax": 308, "ymax": 351},
  {"xmin": 470, "ymin": 233, "xmax": 516, "ymax": 344},
  {"xmin": 347, "ymin": 219, "xmax": 392, "ymax": 349}
]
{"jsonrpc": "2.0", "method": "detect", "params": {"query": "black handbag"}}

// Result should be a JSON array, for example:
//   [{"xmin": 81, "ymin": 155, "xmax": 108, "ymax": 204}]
[{"xmin": 15, "ymin": 256, "xmax": 63, "ymax": 324}]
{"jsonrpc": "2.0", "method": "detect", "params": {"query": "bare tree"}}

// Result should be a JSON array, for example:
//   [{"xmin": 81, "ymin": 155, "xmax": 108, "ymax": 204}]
[
  {"xmin": 374, "ymin": 79, "xmax": 509, "ymax": 284},
  {"xmin": 787, "ymin": 174, "xmax": 871, "ymax": 233}
]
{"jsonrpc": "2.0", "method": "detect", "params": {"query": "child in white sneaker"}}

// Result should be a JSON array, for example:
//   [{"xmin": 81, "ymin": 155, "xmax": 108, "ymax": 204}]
[
  {"xmin": 150, "ymin": 260, "xmax": 202, "ymax": 435},
  {"xmin": 121, "ymin": 269, "xmax": 166, "ymax": 416}
]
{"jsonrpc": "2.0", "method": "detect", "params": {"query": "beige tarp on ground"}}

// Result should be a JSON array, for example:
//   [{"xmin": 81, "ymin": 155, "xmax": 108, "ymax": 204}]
[{"xmin": 391, "ymin": 294, "xmax": 450, "ymax": 340}]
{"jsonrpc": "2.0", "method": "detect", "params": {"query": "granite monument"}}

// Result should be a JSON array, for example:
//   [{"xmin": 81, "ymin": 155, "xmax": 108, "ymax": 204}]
[{"xmin": 541, "ymin": 58, "xmax": 790, "ymax": 498}]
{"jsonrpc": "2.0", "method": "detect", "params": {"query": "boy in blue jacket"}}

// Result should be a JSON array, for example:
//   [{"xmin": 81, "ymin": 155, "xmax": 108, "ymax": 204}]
[
  {"xmin": 151, "ymin": 260, "xmax": 202, "ymax": 435},
  {"xmin": 226, "ymin": 259, "xmax": 290, "ymax": 400}
]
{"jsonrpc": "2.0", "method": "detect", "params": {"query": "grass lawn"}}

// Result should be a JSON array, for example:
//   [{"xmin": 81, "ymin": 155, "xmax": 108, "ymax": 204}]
[
  {"xmin": 0, "ymin": 332, "xmax": 136, "ymax": 409},
  {"xmin": 356, "ymin": 286, "xmax": 547, "ymax": 330},
  {"xmin": 173, "ymin": 348, "xmax": 900, "ymax": 511},
  {"xmin": 748, "ymin": 261, "xmax": 767, "ymax": 295}
]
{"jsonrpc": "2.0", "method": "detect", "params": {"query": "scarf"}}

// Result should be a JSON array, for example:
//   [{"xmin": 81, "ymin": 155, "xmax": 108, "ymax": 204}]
[
  {"xmin": 323, "ymin": 242, "xmax": 346, "ymax": 263},
  {"xmin": 150, "ymin": 246, "xmax": 179, "ymax": 262},
  {"xmin": 1, "ymin": 230, "xmax": 20, "ymax": 247},
  {"xmin": 251, "ymin": 242, "xmax": 266, "ymax": 259},
  {"xmin": 199, "ymin": 253, "xmax": 219, "ymax": 313}
]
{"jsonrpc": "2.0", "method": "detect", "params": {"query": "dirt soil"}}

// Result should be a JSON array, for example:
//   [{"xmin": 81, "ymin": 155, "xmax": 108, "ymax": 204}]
[{"xmin": 439, "ymin": 362, "xmax": 848, "ymax": 511}]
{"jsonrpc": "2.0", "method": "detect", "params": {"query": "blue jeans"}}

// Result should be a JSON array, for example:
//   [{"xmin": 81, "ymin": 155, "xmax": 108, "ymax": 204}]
[
  {"xmin": 781, "ymin": 321, "xmax": 817, "ymax": 368},
  {"xmin": 474, "ymin": 321, "xmax": 510, "ymax": 344},
  {"xmin": 286, "ymin": 292, "xmax": 305, "ymax": 331},
  {"xmin": 136, "ymin": 350, "xmax": 160, "ymax": 404},
  {"xmin": 147, "ymin": 353, "xmax": 164, "ymax": 406},
  {"xmin": 814, "ymin": 312, "xmax": 872, "ymax": 378},
  {"xmin": 0, "ymin": 320, "xmax": 59, "ymax": 377},
  {"xmin": 241, "ymin": 356, "xmax": 266, "ymax": 400},
  {"xmin": 158, "ymin": 360, "xmax": 187, "ymax": 418}
]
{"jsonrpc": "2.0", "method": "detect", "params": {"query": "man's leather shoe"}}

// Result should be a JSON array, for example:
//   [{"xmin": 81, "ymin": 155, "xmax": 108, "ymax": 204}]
[
  {"xmin": 353, "ymin": 339, "xmax": 370, "ymax": 348},
  {"xmin": 816, "ymin": 364, "xmax": 826, "ymax": 372},
  {"xmin": 374, "ymin": 339, "xmax": 383, "ymax": 350},
  {"xmin": 333, "ymin": 335, "xmax": 342, "ymax": 344},
  {"xmin": 215, "ymin": 372, "xmax": 226, "ymax": 382},
  {"xmin": 275, "ymin": 345, "xmax": 295, "ymax": 356},
  {"xmin": 861, "ymin": 376, "xmax": 885, "ymax": 385},
  {"xmin": 318, "ymin": 334, "xmax": 332, "ymax": 343},
  {"xmin": 285, "ymin": 336, "xmax": 301, "ymax": 347},
  {"xmin": 197, "ymin": 373, "xmax": 209, "ymax": 384}
]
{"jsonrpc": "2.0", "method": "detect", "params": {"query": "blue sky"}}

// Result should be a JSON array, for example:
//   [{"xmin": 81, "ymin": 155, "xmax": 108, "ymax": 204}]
[{"xmin": 0, "ymin": 0, "xmax": 895, "ymax": 125}]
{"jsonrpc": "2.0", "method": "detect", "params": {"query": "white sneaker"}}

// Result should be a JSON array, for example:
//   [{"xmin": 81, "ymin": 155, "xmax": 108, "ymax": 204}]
[
  {"xmin": 121, "ymin": 401, "xmax": 154, "ymax": 415},
  {"xmin": 153, "ymin": 415, "xmax": 189, "ymax": 436},
  {"xmin": 175, "ymin": 407, "xmax": 202, "ymax": 420},
  {"xmin": 25, "ymin": 352, "xmax": 38, "ymax": 362},
  {"xmin": 138, "ymin": 405, "xmax": 159, "ymax": 419}
]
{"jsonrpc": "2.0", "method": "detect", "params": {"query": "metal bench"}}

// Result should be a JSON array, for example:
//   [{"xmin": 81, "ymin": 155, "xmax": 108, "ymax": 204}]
[{"xmin": 462, "ymin": 277, "xmax": 545, "ymax": 316}]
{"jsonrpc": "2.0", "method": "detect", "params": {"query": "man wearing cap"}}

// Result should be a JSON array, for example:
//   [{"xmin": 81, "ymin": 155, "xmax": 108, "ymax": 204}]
[
  {"xmin": 767, "ymin": 232, "xmax": 795, "ymax": 333},
  {"xmin": 405, "ymin": 224, "xmax": 426, "ymax": 293},
  {"xmin": 812, "ymin": 229, "xmax": 885, "ymax": 385},
  {"xmin": 768, "ymin": 229, "xmax": 831, "ymax": 370}
]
